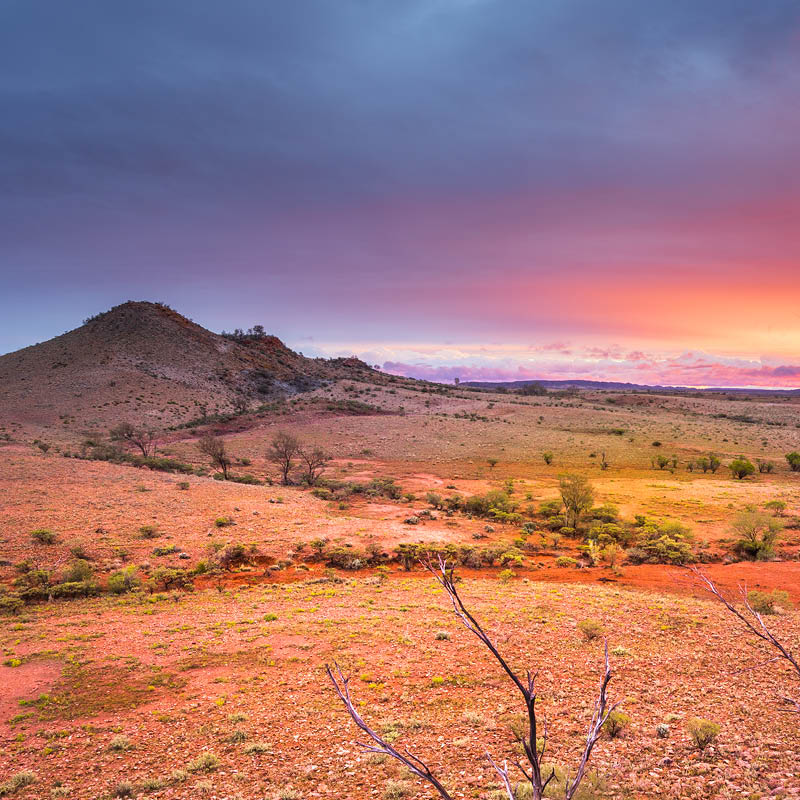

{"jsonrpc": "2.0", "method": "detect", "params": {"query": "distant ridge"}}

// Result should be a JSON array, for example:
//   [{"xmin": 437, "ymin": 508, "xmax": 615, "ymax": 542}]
[{"xmin": 461, "ymin": 378, "xmax": 800, "ymax": 394}]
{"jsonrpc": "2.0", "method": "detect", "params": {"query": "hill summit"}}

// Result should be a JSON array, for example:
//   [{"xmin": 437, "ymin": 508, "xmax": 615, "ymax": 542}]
[{"xmin": 0, "ymin": 301, "xmax": 377, "ymax": 433}]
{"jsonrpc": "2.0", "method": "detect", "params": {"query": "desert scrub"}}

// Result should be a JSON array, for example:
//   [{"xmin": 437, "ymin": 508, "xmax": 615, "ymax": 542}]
[
  {"xmin": 31, "ymin": 528, "xmax": 57, "ymax": 544},
  {"xmin": 138, "ymin": 525, "xmax": 159, "ymax": 539},
  {"xmin": 555, "ymin": 556, "xmax": 577, "ymax": 568},
  {"xmin": 108, "ymin": 566, "xmax": 141, "ymax": 594},
  {"xmin": 187, "ymin": 752, "xmax": 220, "ymax": 773},
  {"xmin": 242, "ymin": 741, "xmax": 270, "ymax": 754},
  {"xmin": 434, "ymin": 630, "xmax": 451, "ymax": 640},
  {"xmin": 214, "ymin": 516, "xmax": 235, "ymax": 528},
  {"xmin": 578, "ymin": 619, "xmax": 604, "ymax": 641},
  {"xmin": 686, "ymin": 717, "xmax": 720, "ymax": 750},
  {"xmin": 603, "ymin": 710, "xmax": 630, "ymax": 738},
  {"xmin": 0, "ymin": 771, "xmax": 36, "ymax": 796},
  {"xmin": 384, "ymin": 779, "xmax": 413, "ymax": 799},
  {"xmin": 747, "ymin": 589, "xmax": 790, "ymax": 615},
  {"xmin": 113, "ymin": 782, "xmax": 134, "ymax": 798},
  {"xmin": 109, "ymin": 734, "xmax": 132, "ymax": 751}
]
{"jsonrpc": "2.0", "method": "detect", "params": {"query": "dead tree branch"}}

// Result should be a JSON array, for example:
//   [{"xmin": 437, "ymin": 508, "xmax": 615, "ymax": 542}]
[
  {"xmin": 327, "ymin": 559, "xmax": 620, "ymax": 800},
  {"xmin": 691, "ymin": 567, "xmax": 799, "ymax": 714},
  {"xmin": 325, "ymin": 663, "xmax": 454, "ymax": 800}
]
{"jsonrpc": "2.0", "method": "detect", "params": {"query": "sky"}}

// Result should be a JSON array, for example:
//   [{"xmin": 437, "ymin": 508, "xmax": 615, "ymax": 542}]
[{"xmin": 1, "ymin": 0, "xmax": 799, "ymax": 387}]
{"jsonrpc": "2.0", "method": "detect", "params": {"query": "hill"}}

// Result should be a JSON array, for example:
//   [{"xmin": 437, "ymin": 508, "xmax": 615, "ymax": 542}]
[{"xmin": 0, "ymin": 301, "xmax": 380, "ymax": 436}]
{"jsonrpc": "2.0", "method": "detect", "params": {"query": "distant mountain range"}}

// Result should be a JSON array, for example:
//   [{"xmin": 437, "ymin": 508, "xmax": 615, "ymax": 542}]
[{"xmin": 461, "ymin": 378, "xmax": 800, "ymax": 394}]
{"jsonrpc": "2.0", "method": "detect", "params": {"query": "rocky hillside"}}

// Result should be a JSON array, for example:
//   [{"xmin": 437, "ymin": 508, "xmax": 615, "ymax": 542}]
[{"xmin": 0, "ymin": 301, "xmax": 380, "ymax": 436}]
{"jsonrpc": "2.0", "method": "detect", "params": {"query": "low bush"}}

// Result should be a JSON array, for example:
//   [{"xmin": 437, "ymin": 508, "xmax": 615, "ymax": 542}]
[
  {"xmin": 747, "ymin": 589, "xmax": 790, "ymax": 615},
  {"xmin": 578, "ymin": 619, "xmax": 604, "ymax": 641},
  {"xmin": 626, "ymin": 521, "xmax": 695, "ymax": 565},
  {"xmin": 31, "ymin": 528, "xmax": 57, "ymax": 544},
  {"xmin": 187, "ymin": 753, "xmax": 220, "ymax": 773},
  {"xmin": 0, "ymin": 771, "xmax": 36, "ymax": 796},
  {"xmin": 108, "ymin": 567, "xmax": 141, "ymax": 594},
  {"xmin": 603, "ymin": 711, "xmax": 630, "ymax": 738},
  {"xmin": 686, "ymin": 717, "xmax": 720, "ymax": 750},
  {"xmin": 62, "ymin": 559, "xmax": 93, "ymax": 583}
]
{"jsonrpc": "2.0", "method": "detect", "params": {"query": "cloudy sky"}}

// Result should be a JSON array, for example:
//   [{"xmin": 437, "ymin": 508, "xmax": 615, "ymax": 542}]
[{"xmin": 2, "ymin": 1, "xmax": 799, "ymax": 386}]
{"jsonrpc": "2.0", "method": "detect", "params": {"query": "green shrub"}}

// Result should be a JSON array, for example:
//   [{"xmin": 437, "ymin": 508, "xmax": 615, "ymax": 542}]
[
  {"xmin": 139, "ymin": 525, "xmax": 159, "ymax": 539},
  {"xmin": 49, "ymin": 580, "xmax": 100, "ymax": 599},
  {"xmin": 153, "ymin": 545, "xmax": 179, "ymax": 557},
  {"xmin": 31, "ymin": 528, "xmax": 57, "ymax": 544},
  {"xmin": 62, "ymin": 559, "xmax": 93, "ymax": 583},
  {"xmin": 786, "ymin": 452, "xmax": 800, "ymax": 472},
  {"xmin": 108, "ymin": 567, "xmax": 141, "ymax": 594},
  {"xmin": 150, "ymin": 567, "xmax": 191, "ymax": 591},
  {"xmin": 747, "ymin": 589, "xmax": 790, "ymax": 615},
  {"xmin": 686, "ymin": 717, "xmax": 720, "ymax": 750},
  {"xmin": 764, "ymin": 500, "xmax": 786, "ymax": 516},
  {"xmin": 555, "ymin": 556, "xmax": 577, "ymax": 568},
  {"xmin": 603, "ymin": 711, "xmax": 630, "ymax": 738},
  {"xmin": 214, "ymin": 516, "xmax": 235, "ymax": 528},
  {"xmin": 730, "ymin": 458, "xmax": 755, "ymax": 480},
  {"xmin": 626, "ymin": 521, "xmax": 695, "ymax": 565},
  {"xmin": 732, "ymin": 510, "xmax": 782, "ymax": 561},
  {"xmin": 0, "ymin": 593, "xmax": 23, "ymax": 615}
]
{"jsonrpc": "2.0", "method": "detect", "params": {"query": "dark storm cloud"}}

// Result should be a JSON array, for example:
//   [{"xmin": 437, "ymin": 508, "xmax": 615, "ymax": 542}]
[{"xmin": 1, "ymin": 0, "xmax": 799, "ymax": 361}]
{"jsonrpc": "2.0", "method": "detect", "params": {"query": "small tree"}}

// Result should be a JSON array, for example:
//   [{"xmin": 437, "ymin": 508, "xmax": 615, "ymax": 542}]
[
  {"xmin": 110, "ymin": 423, "xmax": 159, "ymax": 457},
  {"xmin": 300, "ymin": 446, "xmax": 330, "ymax": 486},
  {"xmin": 559, "ymin": 474, "xmax": 594, "ymax": 529},
  {"xmin": 730, "ymin": 458, "xmax": 756, "ymax": 480},
  {"xmin": 708, "ymin": 454, "xmax": 721, "ymax": 473},
  {"xmin": 197, "ymin": 435, "xmax": 231, "ymax": 479},
  {"xmin": 542, "ymin": 452, "xmax": 553, "ymax": 465},
  {"xmin": 731, "ymin": 509, "xmax": 782, "ymax": 560},
  {"xmin": 268, "ymin": 431, "xmax": 300, "ymax": 485},
  {"xmin": 786, "ymin": 452, "xmax": 800, "ymax": 472},
  {"xmin": 327, "ymin": 559, "xmax": 620, "ymax": 800}
]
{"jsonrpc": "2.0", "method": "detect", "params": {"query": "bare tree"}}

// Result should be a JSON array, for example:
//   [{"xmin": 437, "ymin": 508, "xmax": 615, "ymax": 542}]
[
  {"xmin": 267, "ymin": 431, "xmax": 300, "ymax": 485},
  {"xmin": 197, "ymin": 434, "xmax": 231, "ymax": 479},
  {"xmin": 692, "ymin": 567, "xmax": 799, "ymax": 715},
  {"xmin": 110, "ymin": 422, "xmax": 159, "ymax": 457},
  {"xmin": 300, "ymin": 446, "xmax": 330, "ymax": 486},
  {"xmin": 327, "ymin": 558, "xmax": 619, "ymax": 800}
]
